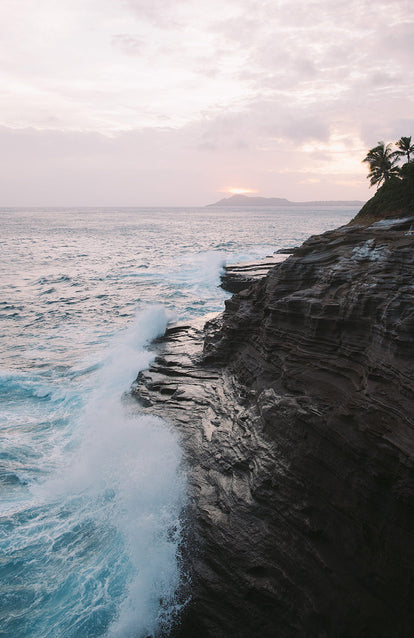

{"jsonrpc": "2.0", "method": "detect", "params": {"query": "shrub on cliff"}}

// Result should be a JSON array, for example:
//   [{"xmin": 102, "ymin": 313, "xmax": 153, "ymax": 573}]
[
  {"xmin": 352, "ymin": 138, "xmax": 414, "ymax": 224},
  {"xmin": 352, "ymin": 159, "xmax": 414, "ymax": 224}
]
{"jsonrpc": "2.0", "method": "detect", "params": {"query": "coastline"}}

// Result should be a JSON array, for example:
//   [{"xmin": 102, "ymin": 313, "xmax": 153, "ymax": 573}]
[{"xmin": 133, "ymin": 216, "xmax": 414, "ymax": 638}]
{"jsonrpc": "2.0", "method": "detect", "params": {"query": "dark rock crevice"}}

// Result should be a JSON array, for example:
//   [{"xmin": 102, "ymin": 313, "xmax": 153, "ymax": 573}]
[{"xmin": 132, "ymin": 217, "xmax": 414, "ymax": 638}]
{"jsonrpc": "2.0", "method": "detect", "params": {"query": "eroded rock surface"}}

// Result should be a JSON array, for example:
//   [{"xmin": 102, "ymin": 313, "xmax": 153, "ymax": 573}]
[
  {"xmin": 220, "ymin": 255, "xmax": 287, "ymax": 293},
  {"xmin": 132, "ymin": 217, "xmax": 414, "ymax": 638}
]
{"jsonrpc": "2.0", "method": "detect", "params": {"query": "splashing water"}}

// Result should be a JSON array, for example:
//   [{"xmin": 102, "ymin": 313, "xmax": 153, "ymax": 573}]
[
  {"xmin": 1, "ymin": 308, "xmax": 185, "ymax": 638},
  {"xmin": 0, "ymin": 206, "xmax": 357, "ymax": 636}
]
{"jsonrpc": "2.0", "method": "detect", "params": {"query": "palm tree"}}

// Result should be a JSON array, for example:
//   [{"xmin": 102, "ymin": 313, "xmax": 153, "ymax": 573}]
[
  {"xmin": 392, "ymin": 136, "xmax": 414, "ymax": 163},
  {"xmin": 362, "ymin": 141, "xmax": 400, "ymax": 188}
]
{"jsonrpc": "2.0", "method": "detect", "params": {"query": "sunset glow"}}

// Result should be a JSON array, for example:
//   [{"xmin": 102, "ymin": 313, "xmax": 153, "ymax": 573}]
[
  {"xmin": 0, "ymin": 0, "xmax": 412, "ymax": 205},
  {"xmin": 226, "ymin": 188, "xmax": 259, "ymax": 195}
]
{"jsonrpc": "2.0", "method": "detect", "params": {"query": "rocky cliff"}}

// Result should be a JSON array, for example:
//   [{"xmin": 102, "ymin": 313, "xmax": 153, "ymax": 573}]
[{"xmin": 132, "ymin": 216, "xmax": 414, "ymax": 638}]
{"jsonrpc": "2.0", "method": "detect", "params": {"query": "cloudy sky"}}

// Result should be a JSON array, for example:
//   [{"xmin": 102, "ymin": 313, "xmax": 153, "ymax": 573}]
[{"xmin": 0, "ymin": 0, "xmax": 413, "ymax": 206}]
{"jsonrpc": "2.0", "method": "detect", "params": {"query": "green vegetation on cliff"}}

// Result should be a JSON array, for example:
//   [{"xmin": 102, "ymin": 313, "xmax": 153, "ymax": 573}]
[{"xmin": 352, "ymin": 137, "xmax": 414, "ymax": 224}]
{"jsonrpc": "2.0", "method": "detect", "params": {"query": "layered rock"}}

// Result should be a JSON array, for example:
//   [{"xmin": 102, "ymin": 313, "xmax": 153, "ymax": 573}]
[
  {"xmin": 132, "ymin": 216, "xmax": 414, "ymax": 638},
  {"xmin": 220, "ymin": 254, "xmax": 287, "ymax": 293}
]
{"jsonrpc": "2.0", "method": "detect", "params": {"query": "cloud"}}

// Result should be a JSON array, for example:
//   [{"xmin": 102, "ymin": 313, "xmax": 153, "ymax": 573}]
[
  {"xmin": 1, "ymin": 0, "xmax": 412, "ymax": 135},
  {"xmin": 112, "ymin": 34, "xmax": 147, "ymax": 56},
  {"xmin": 122, "ymin": 0, "xmax": 184, "ymax": 26},
  {"xmin": 375, "ymin": 20, "xmax": 414, "ymax": 66},
  {"xmin": 0, "ymin": 115, "xmax": 370, "ymax": 207},
  {"xmin": 0, "ymin": 0, "xmax": 412, "ymax": 203}
]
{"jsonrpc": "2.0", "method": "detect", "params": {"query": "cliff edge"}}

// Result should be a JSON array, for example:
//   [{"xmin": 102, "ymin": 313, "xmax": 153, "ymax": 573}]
[{"xmin": 133, "ymin": 216, "xmax": 414, "ymax": 638}]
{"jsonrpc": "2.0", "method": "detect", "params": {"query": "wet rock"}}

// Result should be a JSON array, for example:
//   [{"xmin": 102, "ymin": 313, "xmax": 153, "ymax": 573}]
[
  {"xmin": 275, "ymin": 247, "xmax": 297, "ymax": 254},
  {"xmin": 220, "ymin": 255, "xmax": 287, "ymax": 293},
  {"xmin": 132, "ymin": 217, "xmax": 414, "ymax": 638}
]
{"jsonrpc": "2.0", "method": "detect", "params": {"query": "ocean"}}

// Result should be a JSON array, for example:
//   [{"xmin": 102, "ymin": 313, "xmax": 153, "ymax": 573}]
[{"xmin": 0, "ymin": 206, "xmax": 357, "ymax": 637}]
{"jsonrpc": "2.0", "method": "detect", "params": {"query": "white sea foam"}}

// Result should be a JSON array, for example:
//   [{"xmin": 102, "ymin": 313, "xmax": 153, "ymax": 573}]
[
  {"xmin": 0, "ymin": 369, "xmax": 69, "ymax": 402},
  {"xmin": 31, "ymin": 307, "xmax": 186, "ymax": 637},
  {"xmin": 173, "ymin": 250, "xmax": 227, "ymax": 287},
  {"xmin": 0, "ymin": 206, "xmax": 357, "ymax": 637}
]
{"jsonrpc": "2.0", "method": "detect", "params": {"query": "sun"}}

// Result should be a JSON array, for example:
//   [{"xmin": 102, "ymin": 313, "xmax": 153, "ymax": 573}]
[{"xmin": 224, "ymin": 187, "xmax": 258, "ymax": 195}]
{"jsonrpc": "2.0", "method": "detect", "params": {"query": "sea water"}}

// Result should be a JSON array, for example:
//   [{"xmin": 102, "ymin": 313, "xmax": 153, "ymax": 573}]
[{"xmin": 0, "ymin": 206, "xmax": 357, "ymax": 637}]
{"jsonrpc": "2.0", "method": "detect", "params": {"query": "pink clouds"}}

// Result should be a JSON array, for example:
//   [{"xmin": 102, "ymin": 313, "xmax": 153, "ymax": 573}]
[{"xmin": 0, "ymin": 0, "xmax": 412, "ymax": 204}]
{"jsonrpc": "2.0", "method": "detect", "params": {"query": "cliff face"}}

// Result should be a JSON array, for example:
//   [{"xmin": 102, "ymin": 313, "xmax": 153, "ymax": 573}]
[{"xmin": 133, "ymin": 216, "xmax": 414, "ymax": 638}]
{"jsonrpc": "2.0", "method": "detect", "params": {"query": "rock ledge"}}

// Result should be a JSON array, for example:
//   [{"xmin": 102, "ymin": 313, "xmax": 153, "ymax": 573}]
[{"xmin": 133, "ymin": 217, "xmax": 414, "ymax": 638}]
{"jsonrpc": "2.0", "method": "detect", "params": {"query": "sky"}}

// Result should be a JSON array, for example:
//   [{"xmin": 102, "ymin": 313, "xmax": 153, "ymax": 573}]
[{"xmin": 0, "ymin": 0, "xmax": 413, "ymax": 206}]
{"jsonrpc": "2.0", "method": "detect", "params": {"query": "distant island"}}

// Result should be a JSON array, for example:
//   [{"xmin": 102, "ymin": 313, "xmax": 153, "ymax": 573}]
[{"xmin": 207, "ymin": 194, "xmax": 365, "ymax": 207}]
